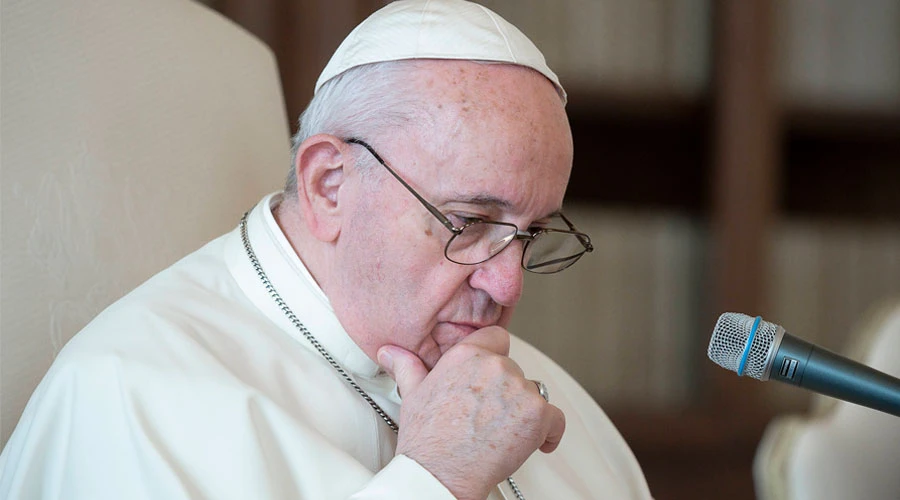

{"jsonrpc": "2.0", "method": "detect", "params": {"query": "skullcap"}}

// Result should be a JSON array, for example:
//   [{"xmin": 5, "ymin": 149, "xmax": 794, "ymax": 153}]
[{"xmin": 315, "ymin": 0, "xmax": 566, "ymax": 103}]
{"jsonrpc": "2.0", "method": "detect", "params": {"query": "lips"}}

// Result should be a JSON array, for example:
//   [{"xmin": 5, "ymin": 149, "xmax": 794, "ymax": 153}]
[{"xmin": 447, "ymin": 320, "xmax": 498, "ymax": 333}]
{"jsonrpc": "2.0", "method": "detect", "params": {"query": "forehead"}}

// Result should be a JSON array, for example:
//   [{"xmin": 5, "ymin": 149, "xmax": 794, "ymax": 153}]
[{"xmin": 392, "ymin": 61, "xmax": 574, "ymax": 217}]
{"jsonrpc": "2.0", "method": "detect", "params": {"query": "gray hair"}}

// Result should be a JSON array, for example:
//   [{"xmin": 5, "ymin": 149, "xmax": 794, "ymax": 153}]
[{"xmin": 283, "ymin": 60, "xmax": 432, "ymax": 198}]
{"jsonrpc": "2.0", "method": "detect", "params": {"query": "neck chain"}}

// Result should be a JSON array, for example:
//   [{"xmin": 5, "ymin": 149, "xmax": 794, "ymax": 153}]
[{"xmin": 239, "ymin": 211, "xmax": 526, "ymax": 500}]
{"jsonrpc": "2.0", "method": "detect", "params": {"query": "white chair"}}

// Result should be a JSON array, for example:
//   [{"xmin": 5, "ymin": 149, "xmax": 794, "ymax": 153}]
[
  {"xmin": 1, "ymin": 0, "xmax": 290, "ymax": 447},
  {"xmin": 754, "ymin": 298, "xmax": 900, "ymax": 500}
]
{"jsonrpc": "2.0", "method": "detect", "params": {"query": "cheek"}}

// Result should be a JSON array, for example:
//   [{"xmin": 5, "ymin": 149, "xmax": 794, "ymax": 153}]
[
  {"xmin": 336, "ymin": 188, "xmax": 491, "ymax": 353},
  {"xmin": 497, "ymin": 306, "xmax": 516, "ymax": 328},
  {"xmin": 336, "ymin": 202, "xmax": 450, "ymax": 331}
]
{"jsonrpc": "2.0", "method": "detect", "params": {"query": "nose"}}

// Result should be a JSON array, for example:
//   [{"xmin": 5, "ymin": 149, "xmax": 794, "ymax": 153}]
[{"xmin": 467, "ymin": 240, "xmax": 525, "ymax": 307}]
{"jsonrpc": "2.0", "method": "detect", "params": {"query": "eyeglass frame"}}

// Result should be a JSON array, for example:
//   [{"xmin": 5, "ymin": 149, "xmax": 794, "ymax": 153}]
[{"xmin": 344, "ymin": 137, "xmax": 593, "ymax": 273}]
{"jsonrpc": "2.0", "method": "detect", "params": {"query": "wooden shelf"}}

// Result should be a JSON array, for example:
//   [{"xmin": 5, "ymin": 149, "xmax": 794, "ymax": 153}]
[
  {"xmin": 784, "ymin": 108, "xmax": 900, "ymax": 221},
  {"xmin": 786, "ymin": 106, "xmax": 900, "ymax": 139},
  {"xmin": 563, "ymin": 94, "xmax": 900, "ymax": 221},
  {"xmin": 565, "ymin": 94, "xmax": 710, "ymax": 213},
  {"xmin": 566, "ymin": 88, "xmax": 708, "ymax": 121}
]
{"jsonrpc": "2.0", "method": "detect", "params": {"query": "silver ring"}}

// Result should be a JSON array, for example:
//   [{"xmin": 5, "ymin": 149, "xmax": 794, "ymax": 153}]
[{"xmin": 532, "ymin": 380, "xmax": 549, "ymax": 402}]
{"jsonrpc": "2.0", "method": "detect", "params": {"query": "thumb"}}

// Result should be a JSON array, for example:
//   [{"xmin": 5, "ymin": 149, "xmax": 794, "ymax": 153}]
[{"xmin": 377, "ymin": 345, "xmax": 428, "ymax": 399}]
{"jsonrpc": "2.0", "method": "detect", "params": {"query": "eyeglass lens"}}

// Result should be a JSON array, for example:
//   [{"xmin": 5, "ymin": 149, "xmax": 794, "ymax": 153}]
[
  {"xmin": 445, "ymin": 221, "xmax": 588, "ymax": 273},
  {"xmin": 523, "ymin": 230, "xmax": 588, "ymax": 273}
]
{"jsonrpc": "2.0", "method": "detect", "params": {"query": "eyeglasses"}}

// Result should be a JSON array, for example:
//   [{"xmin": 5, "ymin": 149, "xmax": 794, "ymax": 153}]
[{"xmin": 345, "ymin": 138, "xmax": 593, "ymax": 274}]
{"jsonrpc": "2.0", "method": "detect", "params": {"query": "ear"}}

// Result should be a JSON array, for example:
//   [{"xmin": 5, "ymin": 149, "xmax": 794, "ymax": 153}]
[{"xmin": 292, "ymin": 134, "xmax": 349, "ymax": 243}]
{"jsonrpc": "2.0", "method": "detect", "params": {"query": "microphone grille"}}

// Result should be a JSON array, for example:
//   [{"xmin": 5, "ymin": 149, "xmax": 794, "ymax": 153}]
[{"xmin": 707, "ymin": 312, "xmax": 780, "ymax": 380}]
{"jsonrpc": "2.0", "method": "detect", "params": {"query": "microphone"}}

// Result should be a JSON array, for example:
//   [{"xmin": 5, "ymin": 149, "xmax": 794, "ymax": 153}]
[{"xmin": 707, "ymin": 312, "xmax": 900, "ymax": 417}]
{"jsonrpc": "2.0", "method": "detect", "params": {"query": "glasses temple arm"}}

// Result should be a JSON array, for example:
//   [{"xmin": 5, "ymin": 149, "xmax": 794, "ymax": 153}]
[
  {"xmin": 557, "ymin": 212, "xmax": 593, "ymax": 251},
  {"xmin": 346, "ymin": 138, "xmax": 460, "ymax": 234}
]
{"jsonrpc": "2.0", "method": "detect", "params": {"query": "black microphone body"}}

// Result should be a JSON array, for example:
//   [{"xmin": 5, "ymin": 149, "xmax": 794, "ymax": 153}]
[
  {"xmin": 771, "ymin": 333, "xmax": 900, "ymax": 417},
  {"xmin": 708, "ymin": 312, "xmax": 900, "ymax": 418}
]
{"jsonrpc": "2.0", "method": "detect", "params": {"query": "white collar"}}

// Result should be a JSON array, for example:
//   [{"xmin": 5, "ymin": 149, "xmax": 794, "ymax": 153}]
[{"xmin": 225, "ymin": 192, "xmax": 383, "ymax": 379}]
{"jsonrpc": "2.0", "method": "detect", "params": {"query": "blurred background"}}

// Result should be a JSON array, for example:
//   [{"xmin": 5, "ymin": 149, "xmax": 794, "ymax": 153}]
[
  {"xmin": 200, "ymin": 0, "xmax": 900, "ymax": 497},
  {"xmin": 2, "ymin": 0, "xmax": 898, "ymax": 498}
]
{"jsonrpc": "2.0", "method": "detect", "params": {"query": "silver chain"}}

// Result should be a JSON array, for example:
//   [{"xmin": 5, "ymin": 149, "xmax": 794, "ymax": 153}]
[{"xmin": 239, "ymin": 212, "xmax": 525, "ymax": 500}]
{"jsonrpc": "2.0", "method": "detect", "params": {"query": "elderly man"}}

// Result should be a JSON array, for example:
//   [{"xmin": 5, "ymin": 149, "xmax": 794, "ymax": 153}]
[{"xmin": 0, "ymin": 1, "xmax": 652, "ymax": 499}]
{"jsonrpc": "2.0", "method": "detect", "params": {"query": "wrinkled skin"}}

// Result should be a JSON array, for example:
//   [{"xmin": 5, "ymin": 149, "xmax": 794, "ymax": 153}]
[{"xmin": 279, "ymin": 61, "xmax": 573, "ymax": 499}]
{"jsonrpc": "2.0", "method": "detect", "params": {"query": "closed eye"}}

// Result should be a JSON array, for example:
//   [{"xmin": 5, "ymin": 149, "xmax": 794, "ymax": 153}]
[{"xmin": 447, "ymin": 213, "xmax": 485, "ymax": 227}]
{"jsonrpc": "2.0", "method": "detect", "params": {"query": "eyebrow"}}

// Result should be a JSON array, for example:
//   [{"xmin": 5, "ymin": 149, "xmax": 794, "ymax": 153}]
[
  {"xmin": 448, "ymin": 193, "xmax": 514, "ymax": 210},
  {"xmin": 446, "ymin": 193, "xmax": 563, "ymax": 221}
]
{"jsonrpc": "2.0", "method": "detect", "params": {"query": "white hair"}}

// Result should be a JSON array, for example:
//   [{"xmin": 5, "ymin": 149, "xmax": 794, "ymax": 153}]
[{"xmin": 283, "ymin": 60, "xmax": 433, "ymax": 198}]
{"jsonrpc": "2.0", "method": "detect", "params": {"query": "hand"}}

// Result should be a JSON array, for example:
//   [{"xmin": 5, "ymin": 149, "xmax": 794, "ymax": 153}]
[{"xmin": 377, "ymin": 327, "xmax": 566, "ymax": 500}]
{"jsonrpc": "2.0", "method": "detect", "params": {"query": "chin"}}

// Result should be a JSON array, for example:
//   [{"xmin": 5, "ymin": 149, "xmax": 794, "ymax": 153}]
[
  {"xmin": 416, "ymin": 327, "xmax": 465, "ymax": 370},
  {"xmin": 418, "ymin": 348, "xmax": 443, "ymax": 371},
  {"xmin": 419, "ymin": 323, "xmax": 474, "ymax": 368}
]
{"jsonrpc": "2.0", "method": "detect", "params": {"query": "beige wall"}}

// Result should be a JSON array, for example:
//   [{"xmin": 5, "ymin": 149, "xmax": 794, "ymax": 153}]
[{"xmin": 1, "ymin": 0, "xmax": 289, "ymax": 447}]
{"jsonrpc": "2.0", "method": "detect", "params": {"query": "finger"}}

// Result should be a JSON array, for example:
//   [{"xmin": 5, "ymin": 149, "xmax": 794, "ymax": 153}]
[
  {"xmin": 539, "ymin": 404, "xmax": 566, "ymax": 453},
  {"xmin": 456, "ymin": 325, "xmax": 510, "ymax": 356},
  {"xmin": 377, "ymin": 345, "xmax": 428, "ymax": 398},
  {"xmin": 530, "ymin": 379, "xmax": 549, "ymax": 402}
]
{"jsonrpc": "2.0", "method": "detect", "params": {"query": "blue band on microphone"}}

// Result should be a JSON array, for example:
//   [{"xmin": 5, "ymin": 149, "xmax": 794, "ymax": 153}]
[{"xmin": 737, "ymin": 316, "xmax": 762, "ymax": 376}]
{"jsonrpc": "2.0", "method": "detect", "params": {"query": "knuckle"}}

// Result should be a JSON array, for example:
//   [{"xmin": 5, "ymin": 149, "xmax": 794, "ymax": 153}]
[
  {"xmin": 448, "ymin": 342, "xmax": 484, "ymax": 361},
  {"xmin": 484, "ymin": 326, "xmax": 511, "ymax": 350}
]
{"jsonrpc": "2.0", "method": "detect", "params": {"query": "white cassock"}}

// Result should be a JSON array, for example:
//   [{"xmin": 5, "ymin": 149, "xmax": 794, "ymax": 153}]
[{"xmin": 0, "ymin": 193, "xmax": 654, "ymax": 500}]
